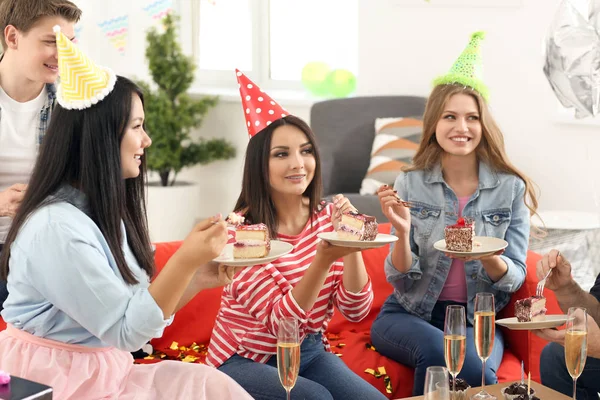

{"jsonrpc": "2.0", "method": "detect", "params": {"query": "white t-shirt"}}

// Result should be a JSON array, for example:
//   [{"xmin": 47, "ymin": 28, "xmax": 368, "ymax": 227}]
[{"xmin": 0, "ymin": 86, "xmax": 47, "ymax": 243}]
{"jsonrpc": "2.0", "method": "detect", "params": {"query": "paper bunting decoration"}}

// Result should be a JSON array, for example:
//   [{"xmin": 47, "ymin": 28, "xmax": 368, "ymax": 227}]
[
  {"xmin": 143, "ymin": 0, "xmax": 173, "ymax": 20},
  {"xmin": 97, "ymin": 15, "xmax": 128, "ymax": 56}
]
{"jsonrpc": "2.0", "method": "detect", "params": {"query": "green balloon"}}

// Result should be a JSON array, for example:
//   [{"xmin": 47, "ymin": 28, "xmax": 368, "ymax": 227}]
[
  {"xmin": 301, "ymin": 62, "xmax": 331, "ymax": 97},
  {"xmin": 326, "ymin": 69, "xmax": 357, "ymax": 98}
]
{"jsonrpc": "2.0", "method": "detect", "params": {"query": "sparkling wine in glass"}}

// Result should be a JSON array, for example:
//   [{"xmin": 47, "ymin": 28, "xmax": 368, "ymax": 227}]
[
  {"xmin": 444, "ymin": 305, "xmax": 466, "ymax": 396},
  {"xmin": 277, "ymin": 317, "xmax": 300, "ymax": 400},
  {"xmin": 425, "ymin": 366, "xmax": 450, "ymax": 400},
  {"xmin": 565, "ymin": 307, "xmax": 588, "ymax": 400},
  {"xmin": 472, "ymin": 292, "xmax": 496, "ymax": 400}
]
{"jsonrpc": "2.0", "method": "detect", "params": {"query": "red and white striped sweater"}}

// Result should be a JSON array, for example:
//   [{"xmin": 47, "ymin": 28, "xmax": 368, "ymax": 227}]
[{"xmin": 206, "ymin": 203, "xmax": 373, "ymax": 367}]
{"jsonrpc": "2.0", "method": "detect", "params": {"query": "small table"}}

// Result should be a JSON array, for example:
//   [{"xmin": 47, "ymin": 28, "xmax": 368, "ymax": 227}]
[
  {"xmin": 400, "ymin": 380, "xmax": 570, "ymax": 400},
  {"xmin": 0, "ymin": 375, "xmax": 52, "ymax": 400}
]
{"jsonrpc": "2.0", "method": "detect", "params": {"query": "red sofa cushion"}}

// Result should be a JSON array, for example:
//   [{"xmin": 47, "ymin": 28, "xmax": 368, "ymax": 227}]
[{"xmin": 150, "ymin": 241, "xmax": 222, "ymax": 350}]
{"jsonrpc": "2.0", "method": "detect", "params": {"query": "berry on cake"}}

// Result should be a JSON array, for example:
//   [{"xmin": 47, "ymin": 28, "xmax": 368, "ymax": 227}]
[
  {"xmin": 233, "ymin": 223, "xmax": 271, "ymax": 259},
  {"xmin": 336, "ymin": 211, "xmax": 378, "ymax": 241},
  {"xmin": 514, "ymin": 296, "xmax": 547, "ymax": 322},
  {"xmin": 444, "ymin": 217, "xmax": 475, "ymax": 252}
]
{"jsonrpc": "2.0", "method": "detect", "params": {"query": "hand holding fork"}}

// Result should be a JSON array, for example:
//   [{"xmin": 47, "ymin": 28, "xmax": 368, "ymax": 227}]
[
  {"xmin": 376, "ymin": 184, "xmax": 411, "ymax": 233},
  {"xmin": 535, "ymin": 249, "xmax": 573, "ymax": 294}
]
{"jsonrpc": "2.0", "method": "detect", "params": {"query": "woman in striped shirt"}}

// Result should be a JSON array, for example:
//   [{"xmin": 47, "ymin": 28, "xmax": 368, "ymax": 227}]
[{"xmin": 206, "ymin": 71, "xmax": 387, "ymax": 400}]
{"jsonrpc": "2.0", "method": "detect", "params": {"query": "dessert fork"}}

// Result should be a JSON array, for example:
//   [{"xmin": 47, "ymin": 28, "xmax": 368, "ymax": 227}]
[{"xmin": 536, "ymin": 268, "xmax": 552, "ymax": 297}]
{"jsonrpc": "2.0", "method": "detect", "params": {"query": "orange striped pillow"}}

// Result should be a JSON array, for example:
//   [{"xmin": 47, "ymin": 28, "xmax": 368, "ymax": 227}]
[{"xmin": 359, "ymin": 117, "xmax": 423, "ymax": 195}]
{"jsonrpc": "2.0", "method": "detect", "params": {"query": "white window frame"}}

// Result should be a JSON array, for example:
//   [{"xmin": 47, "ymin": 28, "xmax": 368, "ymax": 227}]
[{"xmin": 177, "ymin": 0, "xmax": 308, "ymax": 93}]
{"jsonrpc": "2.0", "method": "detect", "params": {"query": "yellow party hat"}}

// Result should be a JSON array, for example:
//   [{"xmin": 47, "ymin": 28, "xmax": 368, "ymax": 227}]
[{"xmin": 53, "ymin": 25, "xmax": 116, "ymax": 110}]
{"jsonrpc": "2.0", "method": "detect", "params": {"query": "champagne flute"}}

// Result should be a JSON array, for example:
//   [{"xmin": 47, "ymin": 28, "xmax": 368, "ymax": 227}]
[
  {"xmin": 472, "ymin": 293, "xmax": 496, "ymax": 400},
  {"xmin": 425, "ymin": 366, "xmax": 450, "ymax": 400},
  {"xmin": 277, "ymin": 317, "xmax": 300, "ymax": 400},
  {"xmin": 565, "ymin": 307, "xmax": 588, "ymax": 400},
  {"xmin": 444, "ymin": 305, "xmax": 466, "ymax": 396}
]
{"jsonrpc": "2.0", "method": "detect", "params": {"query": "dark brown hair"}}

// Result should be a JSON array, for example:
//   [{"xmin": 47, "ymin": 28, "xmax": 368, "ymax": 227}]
[
  {"xmin": 233, "ymin": 115, "xmax": 323, "ymax": 238},
  {"xmin": 0, "ymin": 0, "xmax": 82, "ymax": 50}
]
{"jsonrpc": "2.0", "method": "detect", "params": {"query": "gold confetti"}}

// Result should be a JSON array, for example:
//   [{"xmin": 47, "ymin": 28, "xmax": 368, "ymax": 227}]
[
  {"xmin": 181, "ymin": 355, "xmax": 198, "ymax": 363},
  {"xmin": 169, "ymin": 341, "xmax": 179, "ymax": 350},
  {"xmin": 364, "ymin": 368, "xmax": 376, "ymax": 376},
  {"xmin": 365, "ymin": 343, "xmax": 376, "ymax": 351},
  {"xmin": 378, "ymin": 366, "xmax": 387, "ymax": 375},
  {"xmin": 336, "ymin": 343, "xmax": 346, "ymax": 348},
  {"xmin": 384, "ymin": 376, "xmax": 392, "ymax": 394}
]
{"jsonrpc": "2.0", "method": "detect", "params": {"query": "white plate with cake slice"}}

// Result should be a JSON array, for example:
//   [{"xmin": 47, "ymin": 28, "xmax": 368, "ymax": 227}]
[
  {"xmin": 496, "ymin": 315, "xmax": 568, "ymax": 330},
  {"xmin": 433, "ymin": 236, "xmax": 508, "ymax": 257},
  {"xmin": 213, "ymin": 240, "xmax": 294, "ymax": 267},
  {"xmin": 317, "ymin": 232, "xmax": 399, "ymax": 249}
]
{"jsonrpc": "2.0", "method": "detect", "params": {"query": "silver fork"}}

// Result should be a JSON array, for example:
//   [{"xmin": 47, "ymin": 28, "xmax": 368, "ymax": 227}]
[{"xmin": 536, "ymin": 268, "xmax": 552, "ymax": 297}]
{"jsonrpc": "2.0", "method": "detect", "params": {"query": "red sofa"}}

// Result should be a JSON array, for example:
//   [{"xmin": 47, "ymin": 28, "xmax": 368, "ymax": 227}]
[{"xmin": 0, "ymin": 223, "xmax": 560, "ymax": 399}]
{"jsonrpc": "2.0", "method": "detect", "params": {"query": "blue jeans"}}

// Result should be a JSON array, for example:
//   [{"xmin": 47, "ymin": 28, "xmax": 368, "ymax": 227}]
[
  {"xmin": 541, "ymin": 342, "xmax": 600, "ymax": 399},
  {"xmin": 218, "ymin": 333, "xmax": 387, "ymax": 400},
  {"xmin": 371, "ymin": 295, "xmax": 504, "ymax": 396}
]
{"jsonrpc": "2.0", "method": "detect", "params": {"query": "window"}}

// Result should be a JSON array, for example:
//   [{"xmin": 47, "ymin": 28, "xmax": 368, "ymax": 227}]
[{"xmin": 183, "ymin": 0, "xmax": 358, "ymax": 92}]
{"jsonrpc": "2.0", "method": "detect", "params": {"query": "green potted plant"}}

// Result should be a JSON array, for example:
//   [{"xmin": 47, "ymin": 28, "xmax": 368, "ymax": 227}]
[{"xmin": 138, "ymin": 13, "xmax": 236, "ymax": 241}]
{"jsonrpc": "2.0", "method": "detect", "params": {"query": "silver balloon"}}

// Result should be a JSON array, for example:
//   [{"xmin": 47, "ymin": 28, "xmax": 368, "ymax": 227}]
[{"xmin": 544, "ymin": 0, "xmax": 600, "ymax": 119}]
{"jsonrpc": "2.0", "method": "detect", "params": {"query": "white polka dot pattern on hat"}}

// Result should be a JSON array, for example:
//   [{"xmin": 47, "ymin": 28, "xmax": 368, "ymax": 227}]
[{"xmin": 236, "ymin": 68, "xmax": 291, "ymax": 138}]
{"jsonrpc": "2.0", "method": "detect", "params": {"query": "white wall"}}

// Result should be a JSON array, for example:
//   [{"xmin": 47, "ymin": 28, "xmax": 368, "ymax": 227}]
[
  {"xmin": 73, "ymin": 0, "xmax": 600, "ymax": 239},
  {"xmin": 356, "ymin": 0, "xmax": 600, "ymax": 215}
]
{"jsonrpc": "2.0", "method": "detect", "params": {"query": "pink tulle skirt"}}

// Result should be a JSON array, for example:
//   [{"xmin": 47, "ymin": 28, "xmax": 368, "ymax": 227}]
[{"xmin": 0, "ymin": 325, "xmax": 253, "ymax": 399}]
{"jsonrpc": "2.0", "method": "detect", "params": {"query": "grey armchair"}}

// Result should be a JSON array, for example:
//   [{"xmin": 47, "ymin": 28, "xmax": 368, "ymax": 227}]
[{"xmin": 310, "ymin": 96, "xmax": 427, "ymax": 222}]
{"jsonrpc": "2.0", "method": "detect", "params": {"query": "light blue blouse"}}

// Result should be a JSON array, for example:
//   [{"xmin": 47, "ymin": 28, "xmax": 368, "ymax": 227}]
[{"xmin": 1, "ymin": 185, "xmax": 170, "ymax": 351}]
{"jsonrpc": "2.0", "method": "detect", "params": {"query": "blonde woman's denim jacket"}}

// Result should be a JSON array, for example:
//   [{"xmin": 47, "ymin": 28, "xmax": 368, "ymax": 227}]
[{"xmin": 385, "ymin": 162, "xmax": 529, "ymax": 324}]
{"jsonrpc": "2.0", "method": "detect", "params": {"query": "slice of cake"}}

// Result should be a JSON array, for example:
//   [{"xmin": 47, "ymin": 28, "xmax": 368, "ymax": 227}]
[
  {"xmin": 233, "ymin": 223, "xmax": 271, "ymax": 259},
  {"xmin": 514, "ymin": 296, "xmax": 547, "ymax": 322},
  {"xmin": 336, "ymin": 211, "xmax": 378, "ymax": 241},
  {"xmin": 444, "ymin": 217, "xmax": 475, "ymax": 252}
]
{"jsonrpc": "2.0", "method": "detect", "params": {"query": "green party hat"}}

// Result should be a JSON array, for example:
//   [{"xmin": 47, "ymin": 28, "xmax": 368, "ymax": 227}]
[{"xmin": 433, "ymin": 31, "xmax": 489, "ymax": 101}]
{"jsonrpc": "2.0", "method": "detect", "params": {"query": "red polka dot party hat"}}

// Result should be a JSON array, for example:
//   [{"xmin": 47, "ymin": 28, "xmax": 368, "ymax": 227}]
[{"xmin": 236, "ymin": 69, "xmax": 289, "ymax": 138}]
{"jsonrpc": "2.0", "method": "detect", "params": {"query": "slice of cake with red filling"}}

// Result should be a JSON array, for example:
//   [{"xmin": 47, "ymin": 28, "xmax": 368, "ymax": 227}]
[
  {"xmin": 444, "ymin": 217, "xmax": 475, "ymax": 252},
  {"xmin": 514, "ymin": 295, "xmax": 547, "ymax": 322},
  {"xmin": 233, "ymin": 223, "xmax": 271, "ymax": 259},
  {"xmin": 336, "ymin": 211, "xmax": 378, "ymax": 241}
]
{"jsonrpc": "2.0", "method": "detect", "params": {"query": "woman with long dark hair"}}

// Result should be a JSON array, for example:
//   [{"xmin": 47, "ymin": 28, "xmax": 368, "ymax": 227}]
[
  {"xmin": 205, "ymin": 70, "xmax": 387, "ymax": 400},
  {"xmin": 0, "ymin": 26, "xmax": 252, "ymax": 400}
]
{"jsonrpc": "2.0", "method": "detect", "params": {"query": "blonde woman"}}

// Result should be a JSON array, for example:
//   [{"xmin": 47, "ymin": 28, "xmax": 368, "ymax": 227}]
[{"xmin": 371, "ymin": 32, "xmax": 539, "ymax": 396}]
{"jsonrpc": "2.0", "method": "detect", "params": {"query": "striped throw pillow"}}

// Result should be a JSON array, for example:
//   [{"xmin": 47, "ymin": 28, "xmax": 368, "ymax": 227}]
[{"xmin": 359, "ymin": 117, "xmax": 423, "ymax": 195}]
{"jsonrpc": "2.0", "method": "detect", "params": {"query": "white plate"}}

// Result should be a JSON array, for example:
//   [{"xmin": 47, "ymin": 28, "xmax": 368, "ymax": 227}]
[
  {"xmin": 433, "ymin": 236, "xmax": 508, "ymax": 257},
  {"xmin": 496, "ymin": 315, "xmax": 568, "ymax": 330},
  {"xmin": 213, "ymin": 240, "xmax": 294, "ymax": 267},
  {"xmin": 317, "ymin": 232, "xmax": 399, "ymax": 249}
]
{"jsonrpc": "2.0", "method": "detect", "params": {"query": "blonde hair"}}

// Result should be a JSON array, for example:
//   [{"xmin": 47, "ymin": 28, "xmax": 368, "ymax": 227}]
[
  {"xmin": 407, "ymin": 84, "xmax": 541, "ymax": 223},
  {"xmin": 0, "ymin": 0, "xmax": 82, "ymax": 51}
]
